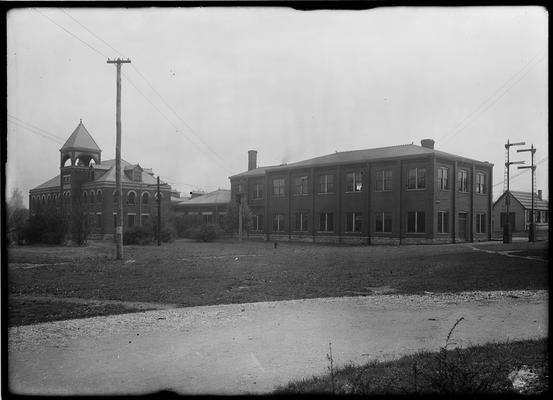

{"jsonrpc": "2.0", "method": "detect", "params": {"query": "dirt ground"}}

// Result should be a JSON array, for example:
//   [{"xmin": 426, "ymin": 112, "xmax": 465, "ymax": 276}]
[{"xmin": 8, "ymin": 289, "xmax": 547, "ymax": 395}]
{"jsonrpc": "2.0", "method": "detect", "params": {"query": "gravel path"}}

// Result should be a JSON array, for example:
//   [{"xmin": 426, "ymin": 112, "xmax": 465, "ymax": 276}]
[{"xmin": 8, "ymin": 290, "xmax": 548, "ymax": 395}]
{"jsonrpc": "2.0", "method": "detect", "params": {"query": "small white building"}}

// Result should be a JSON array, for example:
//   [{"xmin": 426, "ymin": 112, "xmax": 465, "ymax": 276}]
[{"xmin": 492, "ymin": 190, "xmax": 548, "ymax": 233}]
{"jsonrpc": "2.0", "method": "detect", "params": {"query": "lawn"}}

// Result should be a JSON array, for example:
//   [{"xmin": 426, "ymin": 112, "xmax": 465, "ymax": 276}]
[{"xmin": 7, "ymin": 239, "xmax": 548, "ymax": 326}]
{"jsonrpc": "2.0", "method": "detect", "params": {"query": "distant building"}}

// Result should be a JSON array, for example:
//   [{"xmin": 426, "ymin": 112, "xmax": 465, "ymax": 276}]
[
  {"xmin": 29, "ymin": 120, "xmax": 172, "ymax": 239},
  {"xmin": 229, "ymin": 139, "xmax": 494, "ymax": 244},
  {"xmin": 172, "ymin": 189, "xmax": 231, "ymax": 226},
  {"xmin": 492, "ymin": 190, "xmax": 549, "ymax": 233}
]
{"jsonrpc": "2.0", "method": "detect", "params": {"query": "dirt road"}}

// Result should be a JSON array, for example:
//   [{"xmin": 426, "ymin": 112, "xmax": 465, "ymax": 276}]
[{"xmin": 8, "ymin": 290, "xmax": 547, "ymax": 395}]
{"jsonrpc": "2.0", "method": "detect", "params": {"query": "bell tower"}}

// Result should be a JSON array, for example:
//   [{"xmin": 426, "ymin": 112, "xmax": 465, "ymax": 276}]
[{"xmin": 59, "ymin": 120, "xmax": 102, "ymax": 211}]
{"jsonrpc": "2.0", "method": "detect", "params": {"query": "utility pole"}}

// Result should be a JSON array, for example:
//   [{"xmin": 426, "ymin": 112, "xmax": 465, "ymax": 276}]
[
  {"xmin": 503, "ymin": 140, "xmax": 525, "ymax": 243},
  {"xmin": 517, "ymin": 144, "xmax": 536, "ymax": 242},
  {"xmin": 157, "ymin": 176, "xmax": 161, "ymax": 246},
  {"xmin": 107, "ymin": 57, "xmax": 131, "ymax": 260}
]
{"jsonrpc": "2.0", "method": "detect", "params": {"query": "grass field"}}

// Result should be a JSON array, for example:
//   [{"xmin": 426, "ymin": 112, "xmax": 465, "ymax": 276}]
[{"xmin": 7, "ymin": 239, "xmax": 548, "ymax": 326}]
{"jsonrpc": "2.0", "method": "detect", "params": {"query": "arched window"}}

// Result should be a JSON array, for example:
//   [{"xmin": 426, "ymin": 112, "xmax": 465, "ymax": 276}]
[
  {"xmin": 154, "ymin": 192, "xmax": 163, "ymax": 202},
  {"xmin": 97, "ymin": 190, "xmax": 103, "ymax": 203},
  {"xmin": 113, "ymin": 191, "xmax": 119, "ymax": 204},
  {"xmin": 83, "ymin": 191, "xmax": 88, "ymax": 203},
  {"xmin": 42, "ymin": 195, "xmax": 46, "ymax": 205},
  {"xmin": 90, "ymin": 191, "xmax": 95, "ymax": 203},
  {"xmin": 127, "ymin": 191, "xmax": 136, "ymax": 205},
  {"xmin": 142, "ymin": 192, "xmax": 149, "ymax": 204}
]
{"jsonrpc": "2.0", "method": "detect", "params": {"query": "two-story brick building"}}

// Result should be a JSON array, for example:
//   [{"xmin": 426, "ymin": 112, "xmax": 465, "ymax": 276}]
[
  {"xmin": 29, "ymin": 120, "xmax": 172, "ymax": 239},
  {"xmin": 229, "ymin": 139, "xmax": 493, "ymax": 244}
]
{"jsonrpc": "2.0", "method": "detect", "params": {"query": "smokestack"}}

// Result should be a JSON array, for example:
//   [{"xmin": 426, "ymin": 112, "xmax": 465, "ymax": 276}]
[
  {"xmin": 420, "ymin": 139, "xmax": 435, "ymax": 149},
  {"xmin": 248, "ymin": 150, "xmax": 257, "ymax": 171},
  {"xmin": 538, "ymin": 190, "xmax": 542, "ymax": 200}
]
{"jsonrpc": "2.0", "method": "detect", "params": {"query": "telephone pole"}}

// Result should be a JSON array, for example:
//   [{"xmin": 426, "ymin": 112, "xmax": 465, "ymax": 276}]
[
  {"xmin": 157, "ymin": 176, "xmax": 161, "ymax": 246},
  {"xmin": 107, "ymin": 57, "xmax": 131, "ymax": 260},
  {"xmin": 517, "ymin": 144, "xmax": 537, "ymax": 242},
  {"xmin": 503, "ymin": 140, "xmax": 525, "ymax": 243}
]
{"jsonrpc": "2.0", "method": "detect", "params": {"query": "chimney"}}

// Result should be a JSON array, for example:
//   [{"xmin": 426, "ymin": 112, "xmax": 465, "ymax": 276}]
[
  {"xmin": 248, "ymin": 150, "xmax": 257, "ymax": 171},
  {"xmin": 538, "ymin": 190, "xmax": 542, "ymax": 200},
  {"xmin": 420, "ymin": 139, "xmax": 435, "ymax": 149}
]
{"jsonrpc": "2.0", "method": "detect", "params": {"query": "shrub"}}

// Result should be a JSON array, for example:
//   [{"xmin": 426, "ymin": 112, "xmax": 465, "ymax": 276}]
[
  {"xmin": 192, "ymin": 224, "xmax": 222, "ymax": 242},
  {"xmin": 123, "ymin": 225, "xmax": 153, "ymax": 245},
  {"xmin": 23, "ymin": 212, "xmax": 66, "ymax": 245}
]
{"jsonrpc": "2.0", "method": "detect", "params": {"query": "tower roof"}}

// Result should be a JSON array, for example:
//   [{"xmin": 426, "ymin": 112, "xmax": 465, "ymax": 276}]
[{"xmin": 61, "ymin": 120, "xmax": 101, "ymax": 152}]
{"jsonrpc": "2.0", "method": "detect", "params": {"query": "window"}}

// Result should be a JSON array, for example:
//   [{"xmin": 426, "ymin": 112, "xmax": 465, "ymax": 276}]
[
  {"xmin": 319, "ymin": 212, "xmax": 334, "ymax": 232},
  {"xmin": 113, "ymin": 191, "xmax": 120, "ymax": 204},
  {"xmin": 272, "ymin": 214, "xmax": 285, "ymax": 232},
  {"xmin": 202, "ymin": 214, "xmax": 213, "ymax": 224},
  {"xmin": 476, "ymin": 173, "xmax": 486, "ymax": 194},
  {"xmin": 63, "ymin": 175, "xmax": 71, "ymax": 184},
  {"xmin": 458, "ymin": 170, "xmax": 468, "ymax": 192},
  {"xmin": 97, "ymin": 190, "xmax": 103, "ymax": 203},
  {"xmin": 437, "ymin": 211, "xmax": 449, "ymax": 233},
  {"xmin": 252, "ymin": 214, "xmax": 263, "ymax": 231},
  {"xmin": 346, "ymin": 172, "xmax": 363, "ymax": 192},
  {"xmin": 141, "ymin": 214, "xmax": 149, "ymax": 226},
  {"xmin": 294, "ymin": 176, "xmax": 309, "ymax": 195},
  {"xmin": 407, "ymin": 211, "xmax": 426, "ymax": 233},
  {"xmin": 127, "ymin": 191, "xmax": 136, "ymax": 205},
  {"xmin": 476, "ymin": 213, "xmax": 486, "ymax": 233},
  {"xmin": 294, "ymin": 212, "xmax": 309, "ymax": 232},
  {"xmin": 142, "ymin": 192, "xmax": 149, "ymax": 204},
  {"xmin": 438, "ymin": 167, "xmax": 449, "ymax": 190},
  {"xmin": 128, "ymin": 214, "xmax": 135, "ymax": 227},
  {"xmin": 407, "ymin": 168, "xmax": 426, "ymax": 189},
  {"xmin": 272, "ymin": 178, "xmax": 285, "ymax": 197},
  {"xmin": 96, "ymin": 213, "xmax": 103, "ymax": 229},
  {"xmin": 375, "ymin": 211, "xmax": 392, "ymax": 233},
  {"xmin": 83, "ymin": 191, "xmax": 87, "ymax": 203},
  {"xmin": 319, "ymin": 174, "xmax": 334, "ymax": 194},
  {"xmin": 345, "ymin": 212, "xmax": 363, "ymax": 232},
  {"xmin": 252, "ymin": 183, "xmax": 264, "ymax": 200},
  {"xmin": 90, "ymin": 191, "xmax": 95, "ymax": 203},
  {"xmin": 375, "ymin": 170, "xmax": 392, "ymax": 192},
  {"xmin": 113, "ymin": 213, "xmax": 117, "ymax": 228},
  {"xmin": 535, "ymin": 212, "xmax": 541, "ymax": 223}
]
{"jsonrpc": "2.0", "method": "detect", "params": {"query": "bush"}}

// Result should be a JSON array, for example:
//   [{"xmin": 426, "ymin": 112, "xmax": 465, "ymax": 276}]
[
  {"xmin": 23, "ymin": 212, "xmax": 66, "ymax": 245},
  {"xmin": 192, "ymin": 224, "xmax": 222, "ymax": 242},
  {"xmin": 123, "ymin": 225, "xmax": 153, "ymax": 245}
]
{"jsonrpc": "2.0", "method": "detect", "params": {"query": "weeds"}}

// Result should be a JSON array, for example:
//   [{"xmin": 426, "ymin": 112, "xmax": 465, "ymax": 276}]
[{"xmin": 276, "ymin": 320, "xmax": 548, "ymax": 395}]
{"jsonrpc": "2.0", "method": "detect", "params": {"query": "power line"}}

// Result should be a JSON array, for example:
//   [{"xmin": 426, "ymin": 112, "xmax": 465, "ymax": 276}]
[
  {"xmin": 493, "ymin": 155, "xmax": 548, "ymax": 188},
  {"xmin": 130, "ymin": 64, "xmax": 230, "ymax": 168},
  {"xmin": 120, "ymin": 72, "xmax": 229, "ymax": 172},
  {"xmin": 61, "ymin": 8, "xmax": 127, "ymax": 59},
  {"xmin": 7, "ymin": 118, "xmax": 65, "ymax": 145},
  {"xmin": 33, "ymin": 8, "xmax": 108, "ymax": 59},
  {"xmin": 37, "ymin": 9, "xmax": 232, "ymax": 173},
  {"xmin": 439, "ymin": 49, "xmax": 547, "ymax": 146},
  {"xmin": 7, "ymin": 113, "xmax": 67, "ymax": 142}
]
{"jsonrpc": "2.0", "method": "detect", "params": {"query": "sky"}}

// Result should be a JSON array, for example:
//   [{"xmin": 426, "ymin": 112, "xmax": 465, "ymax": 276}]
[{"xmin": 6, "ymin": 6, "xmax": 548, "ymax": 206}]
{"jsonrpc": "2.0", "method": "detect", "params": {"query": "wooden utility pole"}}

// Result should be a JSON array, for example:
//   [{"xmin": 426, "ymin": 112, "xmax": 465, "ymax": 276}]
[
  {"xmin": 517, "ymin": 144, "xmax": 536, "ymax": 242},
  {"xmin": 157, "ymin": 176, "xmax": 161, "ymax": 246},
  {"xmin": 107, "ymin": 58, "xmax": 131, "ymax": 260}
]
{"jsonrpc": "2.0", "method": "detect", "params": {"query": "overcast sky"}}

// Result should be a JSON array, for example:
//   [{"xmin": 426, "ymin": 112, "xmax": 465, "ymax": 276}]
[{"xmin": 6, "ymin": 6, "xmax": 548, "ymax": 205}]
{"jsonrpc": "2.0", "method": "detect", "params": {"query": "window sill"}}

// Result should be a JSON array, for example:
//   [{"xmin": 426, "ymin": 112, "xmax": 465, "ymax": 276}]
[
  {"xmin": 374, "ymin": 190, "xmax": 392, "ymax": 193},
  {"xmin": 317, "ymin": 192, "xmax": 335, "ymax": 195},
  {"xmin": 406, "ymin": 188, "xmax": 426, "ymax": 191},
  {"xmin": 344, "ymin": 191, "xmax": 363, "ymax": 194}
]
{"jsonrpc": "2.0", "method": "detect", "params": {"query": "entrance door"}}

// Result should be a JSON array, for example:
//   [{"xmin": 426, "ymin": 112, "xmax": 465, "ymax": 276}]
[{"xmin": 458, "ymin": 212, "xmax": 468, "ymax": 241}]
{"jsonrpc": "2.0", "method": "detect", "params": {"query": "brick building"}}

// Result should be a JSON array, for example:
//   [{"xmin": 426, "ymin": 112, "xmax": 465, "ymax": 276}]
[
  {"xmin": 172, "ymin": 189, "xmax": 231, "ymax": 226},
  {"xmin": 29, "ymin": 120, "xmax": 172, "ymax": 239},
  {"xmin": 229, "ymin": 139, "xmax": 493, "ymax": 244}
]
